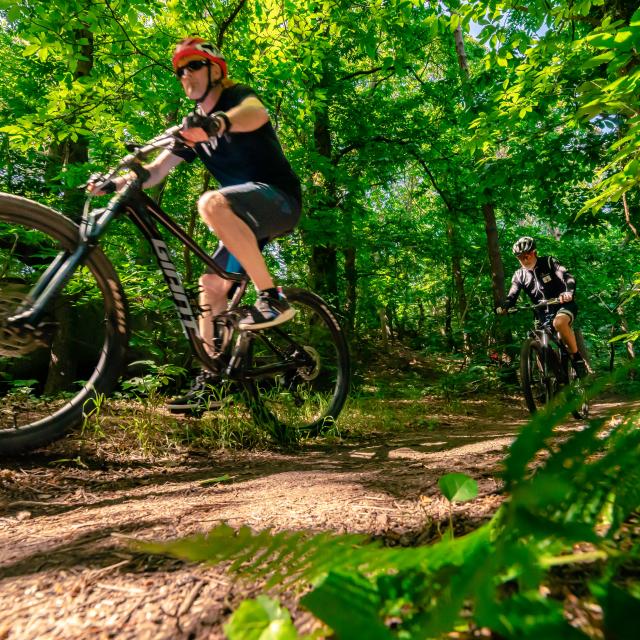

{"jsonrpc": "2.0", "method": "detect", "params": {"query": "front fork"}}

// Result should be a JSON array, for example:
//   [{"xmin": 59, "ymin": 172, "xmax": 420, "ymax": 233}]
[
  {"xmin": 531, "ymin": 330, "xmax": 557, "ymax": 398},
  {"xmin": 7, "ymin": 196, "xmax": 124, "ymax": 329}
]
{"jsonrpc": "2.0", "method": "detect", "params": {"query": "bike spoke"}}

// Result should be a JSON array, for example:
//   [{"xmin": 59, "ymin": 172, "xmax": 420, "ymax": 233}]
[{"xmin": 242, "ymin": 289, "xmax": 349, "ymax": 437}]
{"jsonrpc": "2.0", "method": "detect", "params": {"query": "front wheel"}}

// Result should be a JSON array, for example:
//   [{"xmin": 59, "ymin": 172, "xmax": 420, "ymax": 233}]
[
  {"xmin": 566, "ymin": 358, "xmax": 590, "ymax": 420},
  {"xmin": 0, "ymin": 194, "xmax": 128, "ymax": 455},
  {"xmin": 242, "ymin": 288, "xmax": 350, "ymax": 438},
  {"xmin": 520, "ymin": 338, "xmax": 557, "ymax": 414}
]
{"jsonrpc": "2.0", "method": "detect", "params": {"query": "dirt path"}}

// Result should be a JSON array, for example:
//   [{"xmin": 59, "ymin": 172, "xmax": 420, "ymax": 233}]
[{"xmin": 0, "ymin": 396, "xmax": 631, "ymax": 639}]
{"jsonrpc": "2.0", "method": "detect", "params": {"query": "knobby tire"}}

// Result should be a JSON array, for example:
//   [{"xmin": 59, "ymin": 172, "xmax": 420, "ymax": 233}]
[
  {"xmin": 243, "ymin": 287, "xmax": 350, "ymax": 438},
  {"xmin": 520, "ymin": 338, "xmax": 553, "ymax": 414},
  {"xmin": 0, "ymin": 194, "xmax": 128, "ymax": 455}
]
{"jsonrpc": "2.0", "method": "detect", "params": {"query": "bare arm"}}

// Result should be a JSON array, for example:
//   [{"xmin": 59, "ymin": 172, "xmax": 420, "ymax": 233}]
[
  {"xmin": 88, "ymin": 149, "xmax": 183, "ymax": 195},
  {"xmin": 222, "ymin": 96, "xmax": 269, "ymax": 132},
  {"xmin": 139, "ymin": 149, "xmax": 184, "ymax": 188}
]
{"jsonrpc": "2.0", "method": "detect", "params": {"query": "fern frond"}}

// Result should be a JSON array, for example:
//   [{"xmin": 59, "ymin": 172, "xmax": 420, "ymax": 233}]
[{"xmin": 137, "ymin": 518, "xmax": 495, "ymax": 592}]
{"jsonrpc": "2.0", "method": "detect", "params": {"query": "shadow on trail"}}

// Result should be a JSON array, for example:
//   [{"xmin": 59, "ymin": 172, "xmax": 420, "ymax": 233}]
[{"xmin": 0, "ymin": 517, "xmax": 181, "ymax": 580}]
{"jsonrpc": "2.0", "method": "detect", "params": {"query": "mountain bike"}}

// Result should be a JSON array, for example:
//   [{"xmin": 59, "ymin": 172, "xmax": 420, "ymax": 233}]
[
  {"xmin": 0, "ymin": 126, "xmax": 350, "ymax": 455},
  {"xmin": 511, "ymin": 298, "xmax": 589, "ymax": 419}
]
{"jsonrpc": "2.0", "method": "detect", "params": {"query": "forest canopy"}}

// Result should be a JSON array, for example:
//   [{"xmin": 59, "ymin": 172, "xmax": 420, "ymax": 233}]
[{"xmin": 1, "ymin": 0, "xmax": 638, "ymax": 365}]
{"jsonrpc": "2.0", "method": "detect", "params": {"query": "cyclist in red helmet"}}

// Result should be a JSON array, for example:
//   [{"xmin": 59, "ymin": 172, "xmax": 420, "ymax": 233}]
[
  {"xmin": 496, "ymin": 237, "xmax": 588, "ymax": 378},
  {"xmin": 91, "ymin": 37, "xmax": 302, "ymax": 412}
]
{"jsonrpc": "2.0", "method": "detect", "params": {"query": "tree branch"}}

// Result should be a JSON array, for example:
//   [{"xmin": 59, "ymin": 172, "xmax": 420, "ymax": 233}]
[
  {"xmin": 217, "ymin": 0, "xmax": 248, "ymax": 48},
  {"xmin": 622, "ymin": 192, "xmax": 639, "ymax": 239}
]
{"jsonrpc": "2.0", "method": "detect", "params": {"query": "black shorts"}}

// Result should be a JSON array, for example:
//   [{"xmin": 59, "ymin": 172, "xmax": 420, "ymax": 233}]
[
  {"xmin": 538, "ymin": 301, "xmax": 578, "ymax": 326},
  {"xmin": 209, "ymin": 182, "xmax": 301, "ymax": 276}
]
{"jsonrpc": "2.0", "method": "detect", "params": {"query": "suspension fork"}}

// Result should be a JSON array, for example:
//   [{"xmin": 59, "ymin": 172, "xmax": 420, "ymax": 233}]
[{"xmin": 8, "ymin": 196, "xmax": 125, "ymax": 328}]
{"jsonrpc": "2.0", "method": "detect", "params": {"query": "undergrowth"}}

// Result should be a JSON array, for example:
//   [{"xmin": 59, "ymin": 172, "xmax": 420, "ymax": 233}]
[{"xmin": 137, "ymin": 368, "xmax": 640, "ymax": 639}]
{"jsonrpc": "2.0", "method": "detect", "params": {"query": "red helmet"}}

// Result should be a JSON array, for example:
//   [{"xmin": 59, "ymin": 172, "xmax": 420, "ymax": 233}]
[{"xmin": 172, "ymin": 38, "xmax": 227, "ymax": 77}]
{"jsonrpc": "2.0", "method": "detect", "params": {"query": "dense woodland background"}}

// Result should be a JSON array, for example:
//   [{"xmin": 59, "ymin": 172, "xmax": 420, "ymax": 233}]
[
  {"xmin": 1, "ymin": 0, "xmax": 639, "ymax": 373},
  {"xmin": 2, "ymin": 3, "xmax": 640, "ymax": 638}
]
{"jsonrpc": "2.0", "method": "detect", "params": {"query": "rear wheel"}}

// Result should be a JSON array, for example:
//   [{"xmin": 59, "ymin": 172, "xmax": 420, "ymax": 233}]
[
  {"xmin": 520, "ymin": 338, "xmax": 557, "ymax": 414},
  {"xmin": 0, "ymin": 194, "xmax": 128, "ymax": 455},
  {"xmin": 242, "ymin": 288, "xmax": 350, "ymax": 438}
]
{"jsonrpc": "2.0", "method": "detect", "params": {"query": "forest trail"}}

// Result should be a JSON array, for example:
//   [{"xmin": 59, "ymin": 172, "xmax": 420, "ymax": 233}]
[{"xmin": 0, "ymin": 395, "xmax": 634, "ymax": 639}]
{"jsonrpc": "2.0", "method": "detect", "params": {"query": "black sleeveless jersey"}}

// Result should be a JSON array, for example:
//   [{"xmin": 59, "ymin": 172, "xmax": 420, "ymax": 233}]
[{"xmin": 171, "ymin": 84, "xmax": 301, "ymax": 205}]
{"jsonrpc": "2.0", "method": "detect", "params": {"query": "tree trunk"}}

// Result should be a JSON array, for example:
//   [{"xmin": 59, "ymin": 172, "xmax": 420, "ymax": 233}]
[
  {"xmin": 454, "ymin": 25, "xmax": 511, "ymax": 352},
  {"xmin": 343, "ymin": 206, "xmax": 357, "ymax": 331},
  {"xmin": 308, "ymin": 90, "xmax": 339, "ymax": 307},
  {"xmin": 344, "ymin": 245, "xmax": 357, "ymax": 331},
  {"xmin": 618, "ymin": 308, "xmax": 636, "ymax": 362},
  {"xmin": 44, "ymin": 298, "xmax": 76, "ymax": 393},
  {"xmin": 447, "ymin": 218, "xmax": 470, "ymax": 357},
  {"xmin": 379, "ymin": 307, "xmax": 391, "ymax": 351},
  {"xmin": 443, "ymin": 294, "xmax": 454, "ymax": 350},
  {"xmin": 482, "ymin": 201, "xmax": 506, "ymax": 308},
  {"xmin": 311, "ymin": 245, "xmax": 338, "ymax": 305}
]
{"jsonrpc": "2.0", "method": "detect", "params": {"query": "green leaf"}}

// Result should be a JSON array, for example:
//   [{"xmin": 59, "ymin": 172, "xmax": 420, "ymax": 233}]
[
  {"xmin": 301, "ymin": 571, "xmax": 393, "ymax": 640},
  {"xmin": 438, "ymin": 473, "xmax": 478, "ymax": 503},
  {"xmin": 224, "ymin": 596, "xmax": 300, "ymax": 640},
  {"xmin": 587, "ymin": 33, "xmax": 615, "ymax": 49},
  {"xmin": 594, "ymin": 584, "xmax": 640, "ymax": 640},
  {"xmin": 580, "ymin": 51, "xmax": 615, "ymax": 69},
  {"xmin": 22, "ymin": 44, "xmax": 40, "ymax": 57}
]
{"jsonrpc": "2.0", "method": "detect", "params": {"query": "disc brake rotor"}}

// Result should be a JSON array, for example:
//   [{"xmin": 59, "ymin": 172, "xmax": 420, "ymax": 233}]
[
  {"xmin": 298, "ymin": 346, "xmax": 320, "ymax": 381},
  {"xmin": 0, "ymin": 287, "xmax": 50, "ymax": 356}
]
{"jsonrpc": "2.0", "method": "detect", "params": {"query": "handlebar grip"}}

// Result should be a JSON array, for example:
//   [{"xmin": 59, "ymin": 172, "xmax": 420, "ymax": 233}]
[
  {"xmin": 87, "ymin": 173, "xmax": 117, "ymax": 194},
  {"xmin": 101, "ymin": 180, "xmax": 117, "ymax": 194}
]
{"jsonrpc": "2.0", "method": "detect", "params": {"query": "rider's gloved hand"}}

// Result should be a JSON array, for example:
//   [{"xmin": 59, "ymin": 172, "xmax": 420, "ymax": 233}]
[
  {"xmin": 86, "ymin": 173, "xmax": 117, "ymax": 195},
  {"xmin": 559, "ymin": 291, "xmax": 573, "ymax": 303},
  {"xmin": 182, "ymin": 113, "xmax": 222, "ymax": 137}
]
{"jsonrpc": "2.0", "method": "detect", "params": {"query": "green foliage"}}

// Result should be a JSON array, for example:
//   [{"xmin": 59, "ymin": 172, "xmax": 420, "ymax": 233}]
[
  {"xmin": 1, "ymin": 2, "xmax": 638, "ymax": 388},
  {"xmin": 438, "ymin": 472, "xmax": 478, "ymax": 503},
  {"xmin": 225, "ymin": 596, "xmax": 303, "ymax": 640},
  {"xmin": 120, "ymin": 360, "xmax": 186, "ymax": 397},
  {"xmin": 138, "ymin": 375, "xmax": 640, "ymax": 638}
]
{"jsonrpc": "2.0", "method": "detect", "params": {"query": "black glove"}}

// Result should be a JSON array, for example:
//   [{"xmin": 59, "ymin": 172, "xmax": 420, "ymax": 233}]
[
  {"xmin": 182, "ymin": 113, "xmax": 222, "ymax": 138},
  {"xmin": 87, "ymin": 173, "xmax": 116, "ymax": 194}
]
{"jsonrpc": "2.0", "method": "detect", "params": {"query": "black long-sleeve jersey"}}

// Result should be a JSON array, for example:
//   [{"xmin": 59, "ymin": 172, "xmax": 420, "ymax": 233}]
[{"xmin": 503, "ymin": 255, "xmax": 576, "ymax": 309}]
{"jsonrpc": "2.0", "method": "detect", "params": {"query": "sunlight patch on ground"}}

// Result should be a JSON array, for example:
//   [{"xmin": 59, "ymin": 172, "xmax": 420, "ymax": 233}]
[{"xmin": 387, "ymin": 437, "xmax": 514, "ymax": 462}]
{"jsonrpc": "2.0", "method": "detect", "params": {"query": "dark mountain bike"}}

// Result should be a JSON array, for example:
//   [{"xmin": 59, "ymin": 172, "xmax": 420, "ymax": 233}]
[
  {"xmin": 0, "ymin": 126, "xmax": 350, "ymax": 455},
  {"xmin": 511, "ymin": 298, "xmax": 589, "ymax": 419}
]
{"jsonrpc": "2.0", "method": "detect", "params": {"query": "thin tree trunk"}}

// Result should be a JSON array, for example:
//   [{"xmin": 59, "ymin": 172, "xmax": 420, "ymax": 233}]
[
  {"xmin": 343, "ymin": 206, "xmax": 357, "ymax": 331},
  {"xmin": 455, "ymin": 24, "xmax": 511, "ymax": 350},
  {"xmin": 447, "ymin": 218, "xmax": 471, "ymax": 357},
  {"xmin": 379, "ymin": 307, "xmax": 391, "ymax": 351},
  {"xmin": 44, "ymin": 298, "xmax": 76, "ymax": 393},
  {"xmin": 444, "ymin": 294, "xmax": 454, "ymax": 350},
  {"xmin": 344, "ymin": 245, "xmax": 357, "ymax": 331},
  {"xmin": 482, "ymin": 201, "xmax": 506, "ymax": 308},
  {"xmin": 309, "ymin": 105, "xmax": 339, "ymax": 306}
]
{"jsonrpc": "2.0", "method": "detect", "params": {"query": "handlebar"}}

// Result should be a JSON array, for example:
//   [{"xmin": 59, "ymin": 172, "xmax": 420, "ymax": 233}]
[
  {"xmin": 83, "ymin": 124, "xmax": 185, "ymax": 193},
  {"xmin": 503, "ymin": 298, "xmax": 563, "ymax": 315}
]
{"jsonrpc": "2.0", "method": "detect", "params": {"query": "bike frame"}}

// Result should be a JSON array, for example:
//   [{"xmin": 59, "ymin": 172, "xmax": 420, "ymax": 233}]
[{"xmin": 9, "ymin": 167, "xmax": 250, "ymax": 374}]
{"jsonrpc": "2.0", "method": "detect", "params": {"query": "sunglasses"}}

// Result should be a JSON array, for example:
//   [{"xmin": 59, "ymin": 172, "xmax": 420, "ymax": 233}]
[
  {"xmin": 176, "ymin": 59, "xmax": 210, "ymax": 78},
  {"xmin": 517, "ymin": 251, "xmax": 535, "ymax": 259}
]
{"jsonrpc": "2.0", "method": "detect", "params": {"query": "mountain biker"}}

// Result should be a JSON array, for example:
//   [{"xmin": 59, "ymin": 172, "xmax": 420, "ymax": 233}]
[
  {"xmin": 89, "ymin": 37, "xmax": 302, "ymax": 413},
  {"xmin": 496, "ymin": 236, "xmax": 588, "ymax": 378}
]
